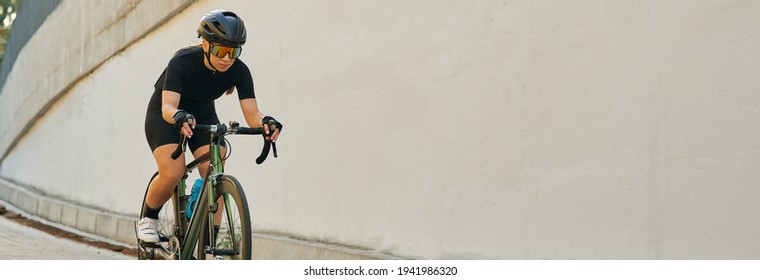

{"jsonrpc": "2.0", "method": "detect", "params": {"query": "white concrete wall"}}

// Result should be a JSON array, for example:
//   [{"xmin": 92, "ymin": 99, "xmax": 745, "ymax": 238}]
[
  {"xmin": 0, "ymin": 0, "xmax": 193, "ymax": 161},
  {"xmin": 2, "ymin": 0, "xmax": 760, "ymax": 259}
]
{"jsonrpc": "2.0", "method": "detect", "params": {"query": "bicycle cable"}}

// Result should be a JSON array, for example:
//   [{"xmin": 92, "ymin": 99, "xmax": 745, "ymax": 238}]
[{"xmin": 222, "ymin": 137, "xmax": 232, "ymax": 161}]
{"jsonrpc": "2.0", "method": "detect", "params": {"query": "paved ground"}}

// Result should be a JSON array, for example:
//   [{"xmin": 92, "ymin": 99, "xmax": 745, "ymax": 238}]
[{"xmin": 0, "ymin": 204, "xmax": 134, "ymax": 260}]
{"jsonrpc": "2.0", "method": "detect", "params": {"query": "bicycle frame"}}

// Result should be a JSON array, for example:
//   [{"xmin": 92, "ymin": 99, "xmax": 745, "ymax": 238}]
[
  {"xmin": 139, "ymin": 120, "xmax": 274, "ymax": 260},
  {"xmin": 178, "ymin": 132, "xmax": 226, "ymax": 260}
]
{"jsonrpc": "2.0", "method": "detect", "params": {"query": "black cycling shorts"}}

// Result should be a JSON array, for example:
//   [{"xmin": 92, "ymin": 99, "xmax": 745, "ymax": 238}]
[{"xmin": 144, "ymin": 107, "xmax": 226, "ymax": 154}]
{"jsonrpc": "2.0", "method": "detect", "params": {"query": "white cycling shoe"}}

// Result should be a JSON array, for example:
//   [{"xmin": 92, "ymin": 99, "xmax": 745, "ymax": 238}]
[{"xmin": 137, "ymin": 217, "xmax": 160, "ymax": 243}]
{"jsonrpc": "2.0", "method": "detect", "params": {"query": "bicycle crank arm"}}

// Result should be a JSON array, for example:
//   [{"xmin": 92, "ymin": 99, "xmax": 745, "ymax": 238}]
[
  {"xmin": 155, "ymin": 245, "xmax": 174, "ymax": 260},
  {"xmin": 153, "ymin": 236, "xmax": 182, "ymax": 260}
]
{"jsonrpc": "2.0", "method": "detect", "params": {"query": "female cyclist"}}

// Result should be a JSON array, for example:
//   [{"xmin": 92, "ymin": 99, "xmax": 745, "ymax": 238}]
[{"xmin": 138, "ymin": 10, "xmax": 282, "ymax": 243}]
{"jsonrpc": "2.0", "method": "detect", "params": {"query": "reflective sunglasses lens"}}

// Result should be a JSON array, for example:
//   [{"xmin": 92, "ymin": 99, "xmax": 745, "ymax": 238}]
[
  {"xmin": 210, "ymin": 45, "xmax": 242, "ymax": 59},
  {"xmin": 210, "ymin": 45, "xmax": 224, "ymax": 57}
]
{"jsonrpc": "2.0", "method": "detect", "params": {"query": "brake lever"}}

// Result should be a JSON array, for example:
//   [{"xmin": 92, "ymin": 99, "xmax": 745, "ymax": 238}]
[
  {"xmin": 268, "ymin": 122, "xmax": 278, "ymax": 158},
  {"xmin": 170, "ymin": 115, "xmax": 194, "ymax": 160},
  {"xmin": 171, "ymin": 135, "xmax": 188, "ymax": 160},
  {"xmin": 255, "ymin": 122, "xmax": 279, "ymax": 164}
]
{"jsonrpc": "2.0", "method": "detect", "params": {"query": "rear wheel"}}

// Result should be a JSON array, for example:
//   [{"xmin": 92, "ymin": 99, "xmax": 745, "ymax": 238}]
[
  {"xmin": 196, "ymin": 175, "xmax": 252, "ymax": 260},
  {"xmin": 138, "ymin": 172, "xmax": 182, "ymax": 260}
]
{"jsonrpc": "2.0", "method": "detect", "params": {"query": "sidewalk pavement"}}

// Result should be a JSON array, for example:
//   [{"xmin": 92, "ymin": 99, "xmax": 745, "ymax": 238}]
[{"xmin": 0, "ymin": 204, "xmax": 133, "ymax": 260}]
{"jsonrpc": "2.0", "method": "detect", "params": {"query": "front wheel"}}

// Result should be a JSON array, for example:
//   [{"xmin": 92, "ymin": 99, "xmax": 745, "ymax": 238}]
[{"xmin": 197, "ymin": 175, "xmax": 252, "ymax": 260}]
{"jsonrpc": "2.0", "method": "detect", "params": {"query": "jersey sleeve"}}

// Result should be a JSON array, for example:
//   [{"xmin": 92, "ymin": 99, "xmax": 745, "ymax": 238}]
[
  {"xmin": 163, "ymin": 56, "xmax": 188, "ymax": 93},
  {"xmin": 234, "ymin": 60, "xmax": 256, "ymax": 100}
]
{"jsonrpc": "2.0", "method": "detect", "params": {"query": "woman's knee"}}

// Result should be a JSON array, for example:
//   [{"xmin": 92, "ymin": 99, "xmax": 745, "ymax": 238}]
[
  {"xmin": 157, "ymin": 168, "xmax": 184, "ymax": 184},
  {"xmin": 152, "ymin": 144, "xmax": 186, "ymax": 183}
]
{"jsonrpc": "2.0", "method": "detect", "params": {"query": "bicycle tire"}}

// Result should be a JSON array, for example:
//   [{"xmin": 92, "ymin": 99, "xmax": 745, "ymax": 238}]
[
  {"xmin": 138, "ymin": 172, "xmax": 182, "ymax": 260},
  {"xmin": 196, "ymin": 175, "xmax": 252, "ymax": 260}
]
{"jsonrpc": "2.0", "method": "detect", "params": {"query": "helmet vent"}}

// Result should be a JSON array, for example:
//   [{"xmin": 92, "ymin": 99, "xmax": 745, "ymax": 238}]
[{"xmin": 214, "ymin": 22, "xmax": 225, "ymax": 34}]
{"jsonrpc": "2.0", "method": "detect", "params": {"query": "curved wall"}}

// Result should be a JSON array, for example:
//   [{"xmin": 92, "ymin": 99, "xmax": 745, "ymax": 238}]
[{"xmin": 2, "ymin": 0, "xmax": 760, "ymax": 259}]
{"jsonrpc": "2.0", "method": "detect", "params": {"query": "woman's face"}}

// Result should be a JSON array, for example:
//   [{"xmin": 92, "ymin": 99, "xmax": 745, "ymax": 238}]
[{"xmin": 202, "ymin": 40, "xmax": 238, "ymax": 72}]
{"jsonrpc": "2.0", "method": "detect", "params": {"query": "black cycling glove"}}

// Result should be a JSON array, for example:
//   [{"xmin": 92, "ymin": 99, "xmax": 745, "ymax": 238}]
[
  {"xmin": 261, "ymin": 116, "xmax": 283, "ymax": 132},
  {"xmin": 173, "ymin": 110, "xmax": 195, "ymax": 132}
]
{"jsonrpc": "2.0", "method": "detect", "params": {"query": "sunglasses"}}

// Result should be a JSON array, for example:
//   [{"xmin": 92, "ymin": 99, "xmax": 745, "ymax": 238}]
[{"xmin": 209, "ymin": 44, "xmax": 242, "ymax": 59}]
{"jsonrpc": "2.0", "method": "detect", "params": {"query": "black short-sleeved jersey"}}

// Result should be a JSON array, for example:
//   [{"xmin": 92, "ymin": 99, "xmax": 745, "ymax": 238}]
[
  {"xmin": 147, "ymin": 46, "xmax": 255, "ymax": 114},
  {"xmin": 144, "ymin": 46, "xmax": 254, "ymax": 152}
]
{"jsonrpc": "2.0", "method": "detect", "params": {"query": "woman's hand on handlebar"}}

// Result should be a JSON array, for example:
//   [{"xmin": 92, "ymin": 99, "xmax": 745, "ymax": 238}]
[
  {"xmin": 261, "ymin": 116, "xmax": 283, "ymax": 142},
  {"xmin": 181, "ymin": 118, "xmax": 196, "ymax": 138},
  {"xmin": 173, "ymin": 110, "xmax": 196, "ymax": 138},
  {"xmin": 265, "ymin": 126, "xmax": 280, "ymax": 142}
]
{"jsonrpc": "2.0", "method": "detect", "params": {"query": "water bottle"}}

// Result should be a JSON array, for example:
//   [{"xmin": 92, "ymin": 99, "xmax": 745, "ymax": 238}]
[{"xmin": 186, "ymin": 178, "xmax": 203, "ymax": 219}]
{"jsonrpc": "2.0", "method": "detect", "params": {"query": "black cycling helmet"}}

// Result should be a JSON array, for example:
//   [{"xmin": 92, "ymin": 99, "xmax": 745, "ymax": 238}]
[{"xmin": 197, "ymin": 10, "xmax": 246, "ymax": 47}]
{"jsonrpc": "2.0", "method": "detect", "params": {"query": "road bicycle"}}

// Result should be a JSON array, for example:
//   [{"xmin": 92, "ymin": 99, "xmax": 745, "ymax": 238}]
[{"xmin": 136, "ymin": 120, "xmax": 278, "ymax": 260}]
